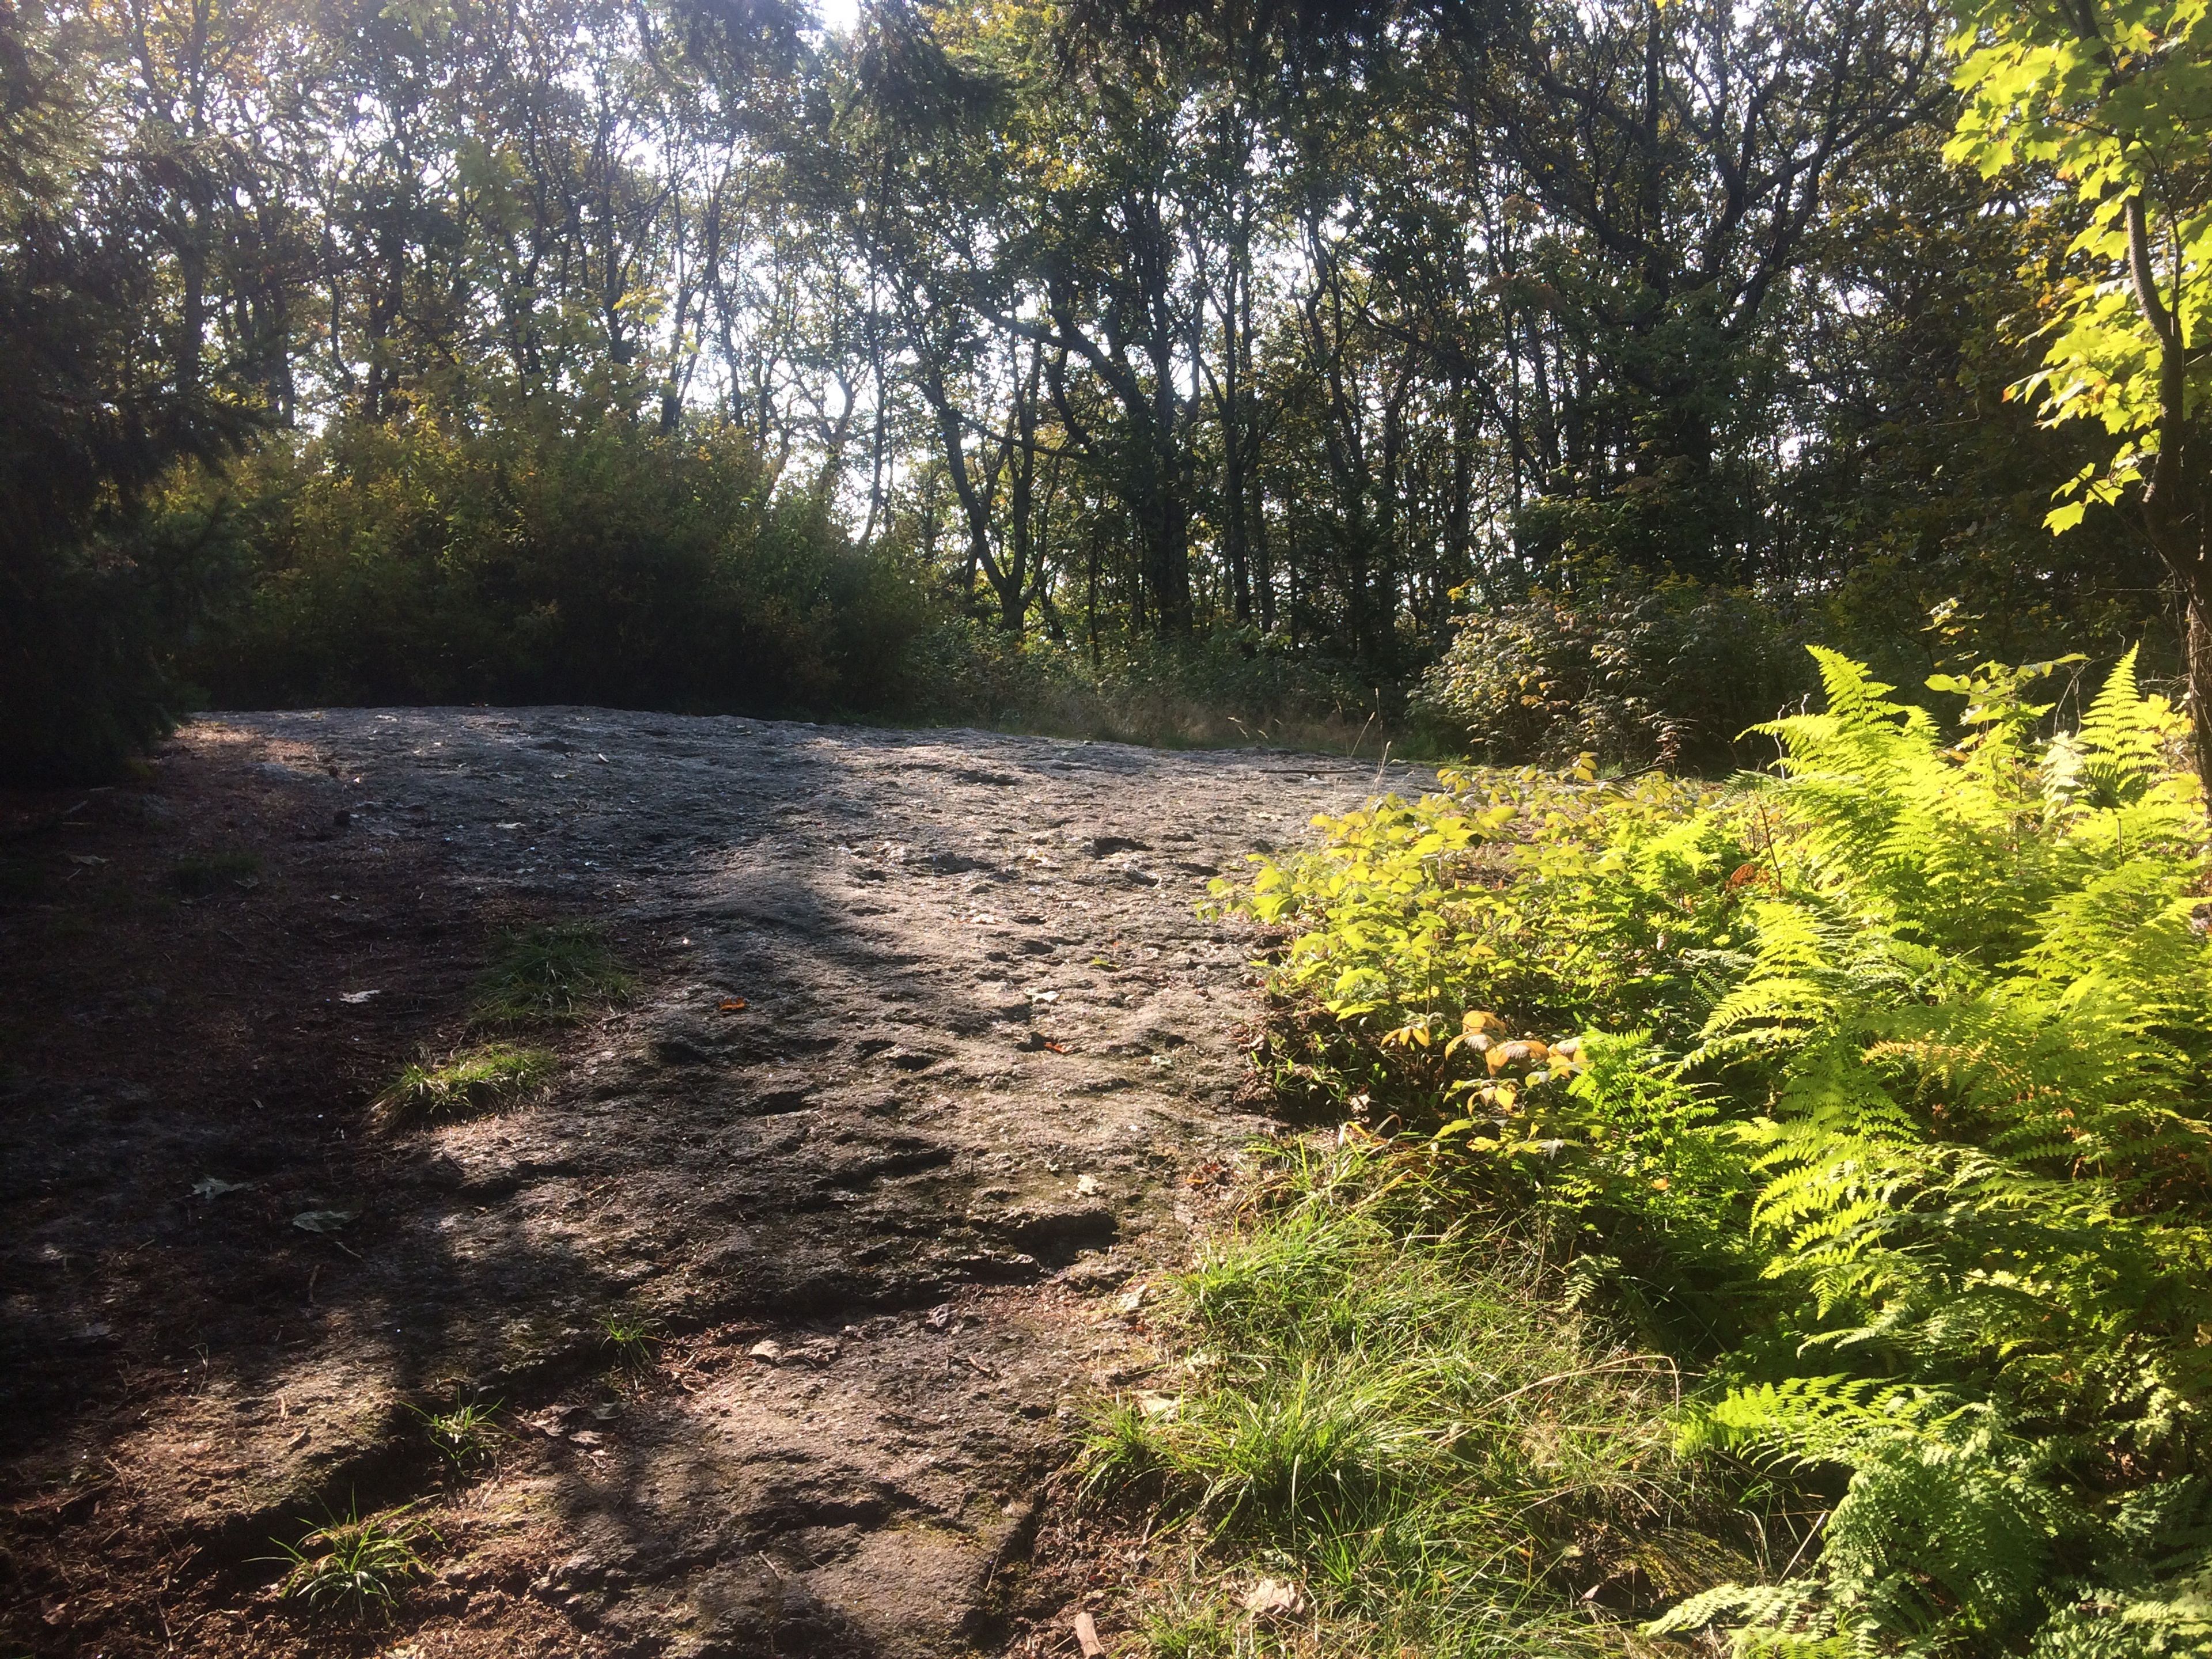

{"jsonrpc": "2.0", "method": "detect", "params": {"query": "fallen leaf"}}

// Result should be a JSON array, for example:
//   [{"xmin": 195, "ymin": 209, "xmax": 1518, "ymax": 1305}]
[
  {"xmin": 1041, "ymin": 1040, "xmax": 1070, "ymax": 1054},
  {"xmin": 1075, "ymin": 1174, "xmax": 1100, "ymax": 1196},
  {"xmin": 1242, "ymin": 1577, "xmax": 1304, "ymax": 1616},
  {"xmin": 338, "ymin": 990, "xmax": 379, "ymax": 1004},
  {"xmin": 1072, "ymin": 1610, "xmax": 1107, "ymax": 1658},
  {"xmin": 291, "ymin": 1209, "xmax": 357, "ymax": 1233},
  {"xmin": 718, "ymin": 998, "xmax": 748, "ymax": 1012},
  {"xmin": 192, "ymin": 1177, "xmax": 248, "ymax": 1200},
  {"xmin": 1135, "ymin": 1391, "xmax": 1180, "ymax": 1419}
]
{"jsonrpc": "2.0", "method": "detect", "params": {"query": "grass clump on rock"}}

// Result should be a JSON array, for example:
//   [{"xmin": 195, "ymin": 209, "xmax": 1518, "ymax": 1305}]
[
  {"xmin": 471, "ymin": 921, "xmax": 632, "ymax": 1026},
  {"xmin": 411, "ymin": 1397, "xmax": 505, "ymax": 1468},
  {"xmin": 374, "ymin": 1043, "xmax": 554, "ymax": 1130},
  {"xmin": 268, "ymin": 1500, "xmax": 435, "ymax": 1620}
]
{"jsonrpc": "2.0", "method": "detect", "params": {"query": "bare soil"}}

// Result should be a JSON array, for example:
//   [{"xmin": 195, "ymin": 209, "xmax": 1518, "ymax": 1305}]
[{"xmin": 0, "ymin": 710, "xmax": 1426, "ymax": 1659}]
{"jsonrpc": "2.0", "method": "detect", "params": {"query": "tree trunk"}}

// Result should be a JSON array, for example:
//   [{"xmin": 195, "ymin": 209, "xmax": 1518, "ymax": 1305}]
[{"xmin": 2126, "ymin": 195, "xmax": 2212, "ymax": 792}]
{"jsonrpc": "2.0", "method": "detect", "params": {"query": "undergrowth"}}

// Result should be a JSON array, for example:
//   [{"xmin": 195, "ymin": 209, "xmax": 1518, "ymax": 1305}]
[
  {"xmin": 895, "ymin": 622, "xmax": 1414, "ymax": 757},
  {"xmin": 600, "ymin": 1308, "xmax": 661, "ymax": 1373},
  {"xmin": 1187, "ymin": 646, "xmax": 2212, "ymax": 1657},
  {"xmin": 168, "ymin": 848, "xmax": 262, "ymax": 896}
]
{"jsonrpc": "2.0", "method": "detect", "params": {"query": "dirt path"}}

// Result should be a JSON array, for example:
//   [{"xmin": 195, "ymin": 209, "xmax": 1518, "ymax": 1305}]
[{"xmin": 1, "ymin": 710, "xmax": 1427, "ymax": 1658}]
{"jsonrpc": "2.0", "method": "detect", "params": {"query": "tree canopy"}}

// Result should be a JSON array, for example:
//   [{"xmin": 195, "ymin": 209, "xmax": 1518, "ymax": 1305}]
[{"xmin": 0, "ymin": 0, "xmax": 2190, "ymax": 776}]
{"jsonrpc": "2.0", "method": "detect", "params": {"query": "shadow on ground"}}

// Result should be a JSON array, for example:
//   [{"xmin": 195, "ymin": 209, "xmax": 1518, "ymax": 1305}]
[{"xmin": 0, "ymin": 710, "xmax": 1430, "ymax": 1657}]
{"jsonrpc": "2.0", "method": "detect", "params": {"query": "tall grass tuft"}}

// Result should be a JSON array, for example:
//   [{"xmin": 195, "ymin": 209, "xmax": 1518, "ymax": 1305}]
[
  {"xmin": 266, "ymin": 1499, "xmax": 434, "ymax": 1620},
  {"xmin": 1086, "ymin": 1141, "xmax": 1736, "ymax": 1656}
]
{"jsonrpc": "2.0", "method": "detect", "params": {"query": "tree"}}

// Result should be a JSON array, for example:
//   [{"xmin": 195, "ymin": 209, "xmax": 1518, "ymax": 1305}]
[
  {"xmin": 1, "ymin": 0, "xmax": 272, "ymax": 778},
  {"xmin": 1948, "ymin": 0, "xmax": 2212, "ymax": 776}
]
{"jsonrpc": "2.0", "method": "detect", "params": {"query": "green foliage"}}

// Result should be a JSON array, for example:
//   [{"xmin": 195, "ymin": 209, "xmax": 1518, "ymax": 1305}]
[
  {"xmin": 471, "ymin": 923, "xmax": 631, "ymax": 1028},
  {"xmin": 0, "ymin": 0, "xmax": 266, "ymax": 782},
  {"xmin": 897, "ymin": 620, "xmax": 1389, "ymax": 752},
  {"xmin": 599, "ymin": 1308, "xmax": 660, "ymax": 1372},
  {"xmin": 1946, "ymin": 0, "xmax": 2212, "ymax": 527},
  {"xmin": 1222, "ymin": 761, "xmax": 1751, "ymax": 1078},
  {"xmin": 266, "ymin": 1500, "xmax": 434, "ymax": 1619},
  {"xmin": 374, "ymin": 1044, "xmax": 554, "ymax": 1130},
  {"xmin": 181, "ymin": 408, "xmax": 927, "ymax": 715},
  {"xmin": 1227, "ymin": 646, "xmax": 2212, "ymax": 1656},
  {"xmin": 1416, "ymin": 566, "xmax": 1814, "ymax": 771},
  {"xmin": 410, "ymin": 1397, "xmax": 505, "ymax": 1468},
  {"xmin": 1084, "ymin": 1141, "xmax": 1711, "ymax": 1657}
]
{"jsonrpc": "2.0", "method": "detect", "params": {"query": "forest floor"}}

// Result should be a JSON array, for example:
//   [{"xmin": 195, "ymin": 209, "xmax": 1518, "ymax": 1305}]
[{"xmin": 0, "ymin": 709, "xmax": 1427, "ymax": 1659}]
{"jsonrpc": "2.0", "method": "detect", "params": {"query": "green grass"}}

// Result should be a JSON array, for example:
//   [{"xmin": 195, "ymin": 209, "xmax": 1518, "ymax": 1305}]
[
  {"xmin": 411, "ymin": 1397, "xmax": 505, "ymax": 1468},
  {"xmin": 1085, "ymin": 1141, "xmax": 1748, "ymax": 1657},
  {"xmin": 374, "ymin": 1043, "xmax": 555, "ymax": 1130},
  {"xmin": 470, "ymin": 921, "xmax": 632, "ymax": 1026},
  {"xmin": 600, "ymin": 1308, "xmax": 661, "ymax": 1373},
  {"xmin": 266, "ymin": 1500, "xmax": 433, "ymax": 1619},
  {"xmin": 168, "ymin": 847, "xmax": 262, "ymax": 895}
]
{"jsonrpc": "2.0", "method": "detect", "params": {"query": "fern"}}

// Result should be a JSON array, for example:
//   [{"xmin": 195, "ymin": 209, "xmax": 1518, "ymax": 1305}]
[
  {"xmin": 1670, "ymin": 652, "xmax": 2212, "ymax": 1656},
  {"xmin": 1232, "ymin": 646, "xmax": 2212, "ymax": 1658}
]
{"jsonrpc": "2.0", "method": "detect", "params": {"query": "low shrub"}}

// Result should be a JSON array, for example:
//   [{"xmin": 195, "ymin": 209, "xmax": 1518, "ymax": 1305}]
[
  {"xmin": 266, "ymin": 1501, "xmax": 434, "ymax": 1619},
  {"xmin": 1416, "ymin": 565, "xmax": 1812, "ymax": 771},
  {"xmin": 180, "ymin": 406, "xmax": 928, "ymax": 717},
  {"xmin": 168, "ymin": 848, "xmax": 262, "ymax": 896},
  {"xmin": 410, "ymin": 1397, "xmax": 505, "ymax": 1468},
  {"xmin": 600, "ymin": 1308, "xmax": 660, "ymax": 1373},
  {"xmin": 895, "ymin": 621, "xmax": 1393, "ymax": 753}
]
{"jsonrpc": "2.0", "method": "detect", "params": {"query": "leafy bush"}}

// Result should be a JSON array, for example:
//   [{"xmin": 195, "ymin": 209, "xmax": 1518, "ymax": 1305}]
[
  {"xmin": 181, "ymin": 406, "xmax": 927, "ymax": 716},
  {"xmin": 1222, "ymin": 647, "xmax": 2212, "ymax": 1656},
  {"xmin": 2, "ymin": 536, "xmax": 176, "ymax": 782},
  {"xmin": 1417, "ymin": 565, "xmax": 1812, "ymax": 771}
]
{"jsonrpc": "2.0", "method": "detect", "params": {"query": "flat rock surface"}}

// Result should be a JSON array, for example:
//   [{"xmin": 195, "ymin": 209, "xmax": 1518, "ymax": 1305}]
[{"xmin": 0, "ymin": 709, "xmax": 1426, "ymax": 1657}]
